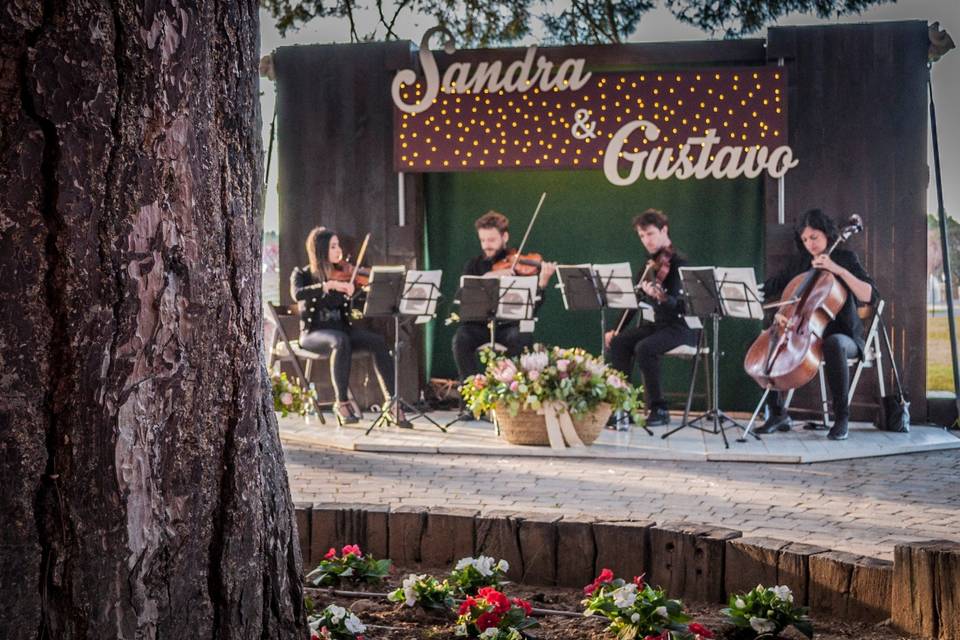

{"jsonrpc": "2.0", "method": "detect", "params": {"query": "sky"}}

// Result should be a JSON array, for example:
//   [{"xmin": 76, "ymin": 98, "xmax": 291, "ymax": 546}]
[{"xmin": 258, "ymin": 1, "xmax": 959, "ymax": 233}]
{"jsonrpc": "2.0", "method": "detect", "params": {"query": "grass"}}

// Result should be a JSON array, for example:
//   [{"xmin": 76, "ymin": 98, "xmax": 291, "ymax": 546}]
[{"xmin": 927, "ymin": 316, "xmax": 960, "ymax": 391}]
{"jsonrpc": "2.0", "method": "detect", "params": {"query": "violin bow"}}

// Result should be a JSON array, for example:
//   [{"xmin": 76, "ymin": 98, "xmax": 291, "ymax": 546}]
[
  {"xmin": 510, "ymin": 192, "xmax": 547, "ymax": 272},
  {"xmin": 348, "ymin": 233, "xmax": 371, "ymax": 288}
]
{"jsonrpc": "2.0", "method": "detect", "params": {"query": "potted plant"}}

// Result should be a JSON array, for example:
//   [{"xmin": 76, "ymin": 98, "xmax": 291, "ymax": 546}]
[{"xmin": 460, "ymin": 345, "xmax": 643, "ymax": 445}]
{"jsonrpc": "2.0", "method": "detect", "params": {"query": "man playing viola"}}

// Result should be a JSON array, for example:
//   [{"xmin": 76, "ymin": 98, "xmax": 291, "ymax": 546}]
[
  {"xmin": 604, "ymin": 210, "xmax": 698, "ymax": 427},
  {"xmin": 452, "ymin": 211, "xmax": 558, "ymax": 381}
]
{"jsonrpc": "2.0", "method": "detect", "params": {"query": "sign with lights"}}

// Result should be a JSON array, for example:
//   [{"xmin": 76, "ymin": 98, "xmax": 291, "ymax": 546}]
[{"xmin": 392, "ymin": 29, "xmax": 796, "ymax": 185}]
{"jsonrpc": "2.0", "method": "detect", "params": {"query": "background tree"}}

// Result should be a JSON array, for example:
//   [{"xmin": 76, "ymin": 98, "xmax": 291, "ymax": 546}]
[
  {"xmin": 260, "ymin": 0, "xmax": 896, "ymax": 45},
  {"xmin": 1, "ymin": 2, "xmax": 305, "ymax": 638}
]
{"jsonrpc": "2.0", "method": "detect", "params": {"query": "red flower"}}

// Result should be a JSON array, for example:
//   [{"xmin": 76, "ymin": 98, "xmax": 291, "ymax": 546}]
[
  {"xmin": 643, "ymin": 633, "xmax": 668, "ymax": 640},
  {"xmin": 458, "ymin": 597, "xmax": 477, "ymax": 616},
  {"xmin": 478, "ymin": 587, "xmax": 511, "ymax": 614},
  {"xmin": 324, "ymin": 547, "xmax": 337, "ymax": 560},
  {"xmin": 633, "ymin": 573, "xmax": 645, "ymax": 589},
  {"xmin": 689, "ymin": 622, "xmax": 714, "ymax": 638},
  {"xmin": 584, "ymin": 568, "xmax": 615, "ymax": 594},
  {"xmin": 310, "ymin": 632, "xmax": 321, "ymax": 640},
  {"xmin": 341, "ymin": 544, "xmax": 362, "ymax": 557},
  {"xmin": 512, "ymin": 597, "xmax": 533, "ymax": 616},
  {"xmin": 476, "ymin": 611, "xmax": 501, "ymax": 631}
]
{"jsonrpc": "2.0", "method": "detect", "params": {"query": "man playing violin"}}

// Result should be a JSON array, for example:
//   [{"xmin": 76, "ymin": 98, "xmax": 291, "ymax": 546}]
[
  {"xmin": 290, "ymin": 227, "xmax": 407, "ymax": 426},
  {"xmin": 452, "ymin": 211, "xmax": 558, "ymax": 381},
  {"xmin": 604, "ymin": 210, "xmax": 698, "ymax": 427},
  {"xmin": 755, "ymin": 209, "xmax": 878, "ymax": 440}
]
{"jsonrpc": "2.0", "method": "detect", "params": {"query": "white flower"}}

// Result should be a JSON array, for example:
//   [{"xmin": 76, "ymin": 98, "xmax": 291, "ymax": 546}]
[
  {"xmin": 654, "ymin": 605, "xmax": 668, "ymax": 618},
  {"xmin": 326, "ymin": 604, "xmax": 346, "ymax": 624},
  {"xmin": 480, "ymin": 628, "xmax": 499, "ymax": 639},
  {"xmin": 735, "ymin": 598, "xmax": 746, "ymax": 609},
  {"xmin": 770, "ymin": 585, "xmax": 794, "ymax": 603},
  {"xmin": 455, "ymin": 623, "xmax": 468, "ymax": 636},
  {"xmin": 611, "ymin": 584, "xmax": 638, "ymax": 608},
  {"xmin": 401, "ymin": 573, "xmax": 425, "ymax": 607},
  {"xmin": 455, "ymin": 557, "xmax": 474, "ymax": 571},
  {"xmin": 475, "ymin": 555, "xmax": 495, "ymax": 576},
  {"xmin": 520, "ymin": 351, "xmax": 549, "ymax": 373},
  {"xmin": 344, "ymin": 613, "xmax": 366, "ymax": 634},
  {"xmin": 585, "ymin": 360, "xmax": 607, "ymax": 377},
  {"xmin": 749, "ymin": 617, "xmax": 776, "ymax": 634},
  {"xmin": 497, "ymin": 559, "xmax": 510, "ymax": 573},
  {"xmin": 630, "ymin": 613, "xmax": 640, "ymax": 623}
]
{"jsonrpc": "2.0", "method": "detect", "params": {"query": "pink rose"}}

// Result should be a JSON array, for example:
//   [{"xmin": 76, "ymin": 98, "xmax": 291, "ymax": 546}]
[
  {"xmin": 556, "ymin": 359, "xmax": 570, "ymax": 372},
  {"xmin": 280, "ymin": 392, "xmax": 294, "ymax": 406},
  {"xmin": 606, "ymin": 374, "xmax": 625, "ymax": 389},
  {"xmin": 493, "ymin": 360, "xmax": 518, "ymax": 384},
  {"xmin": 528, "ymin": 370, "xmax": 540, "ymax": 381},
  {"xmin": 509, "ymin": 380, "xmax": 519, "ymax": 392}
]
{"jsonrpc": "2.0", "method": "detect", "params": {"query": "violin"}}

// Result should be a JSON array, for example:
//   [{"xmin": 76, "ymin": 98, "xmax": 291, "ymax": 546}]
[
  {"xmin": 611, "ymin": 251, "xmax": 670, "ymax": 335},
  {"xmin": 491, "ymin": 247, "xmax": 544, "ymax": 276},
  {"xmin": 743, "ymin": 215, "xmax": 864, "ymax": 392},
  {"xmin": 328, "ymin": 262, "xmax": 370, "ymax": 287}
]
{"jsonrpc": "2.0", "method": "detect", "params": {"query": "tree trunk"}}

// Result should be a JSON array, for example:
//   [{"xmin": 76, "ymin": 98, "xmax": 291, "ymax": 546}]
[{"xmin": 0, "ymin": 2, "xmax": 306, "ymax": 638}]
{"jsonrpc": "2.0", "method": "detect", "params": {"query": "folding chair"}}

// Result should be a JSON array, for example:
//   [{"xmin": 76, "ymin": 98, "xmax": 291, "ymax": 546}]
[
  {"xmin": 665, "ymin": 330, "xmax": 711, "ymax": 428},
  {"xmin": 265, "ymin": 302, "xmax": 366, "ymax": 422}
]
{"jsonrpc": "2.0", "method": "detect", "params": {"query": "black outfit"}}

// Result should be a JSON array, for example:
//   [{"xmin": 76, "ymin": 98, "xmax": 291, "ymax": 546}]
[
  {"xmin": 607, "ymin": 249, "xmax": 698, "ymax": 411},
  {"xmin": 452, "ymin": 249, "xmax": 543, "ymax": 380},
  {"xmin": 290, "ymin": 265, "xmax": 395, "ymax": 402},
  {"xmin": 762, "ymin": 248, "xmax": 879, "ymax": 420}
]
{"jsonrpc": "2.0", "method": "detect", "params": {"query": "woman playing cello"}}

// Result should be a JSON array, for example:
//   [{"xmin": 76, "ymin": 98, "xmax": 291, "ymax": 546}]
[
  {"xmin": 290, "ymin": 227, "xmax": 408, "ymax": 426},
  {"xmin": 754, "ymin": 209, "xmax": 878, "ymax": 440}
]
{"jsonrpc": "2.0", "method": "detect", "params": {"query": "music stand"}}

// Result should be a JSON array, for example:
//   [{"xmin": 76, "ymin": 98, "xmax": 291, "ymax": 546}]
[
  {"xmin": 364, "ymin": 268, "xmax": 447, "ymax": 434},
  {"xmin": 556, "ymin": 265, "xmax": 603, "ymax": 351},
  {"xmin": 661, "ymin": 267, "xmax": 745, "ymax": 448},
  {"xmin": 594, "ymin": 263, "xmax": 638, "ymax": 356}
]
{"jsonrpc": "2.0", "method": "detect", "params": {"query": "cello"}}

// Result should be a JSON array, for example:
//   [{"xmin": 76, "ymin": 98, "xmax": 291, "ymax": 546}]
[{"xmin": 743, "ymin": 215, "xmax": 864, "ymax": 392}]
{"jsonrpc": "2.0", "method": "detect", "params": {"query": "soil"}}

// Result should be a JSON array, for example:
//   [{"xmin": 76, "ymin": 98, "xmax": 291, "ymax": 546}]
[{"xmin": 306, "ymin": 566, "xmax": 919, "ymax": 640}]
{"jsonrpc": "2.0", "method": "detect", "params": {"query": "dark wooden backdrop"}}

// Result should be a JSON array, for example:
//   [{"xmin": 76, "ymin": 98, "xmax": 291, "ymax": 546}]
[{"xmin": 273, "ymin": 21, "xmax": 930, "ymax": 419}]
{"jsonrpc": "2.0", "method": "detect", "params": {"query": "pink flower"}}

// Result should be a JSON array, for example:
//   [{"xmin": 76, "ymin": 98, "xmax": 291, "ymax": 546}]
[
  {"xmin": 324, "ymin": 547, "xmax": 337, "ymax": 560},
  {"xmin": 528, "ymin": 369, "xmax": 540, "ymax": 381},
  {"xmin": 606, "ymin": 374, "xmax": 625, "ymax": 389},
  {"xmin": 556, "ymin": 359, "xmax": 570, "ymax": 372},
  {"xmin": 473, "ymin": 374, "xmax": 487, "ymax": 389},
  {"xmin": 280, "ymin": 392, "xmax": 294, "ymax": 406},
  {"xmin": 493, "ymin": 359, "xmax": 518, "ymax": 384},
  {"xmin": 509, "ymin": 380, "xmax": 519, "ymax": 392},
  {"xmin": 341, "ymin": 544, "xmax": 362, "ymax": 557}
]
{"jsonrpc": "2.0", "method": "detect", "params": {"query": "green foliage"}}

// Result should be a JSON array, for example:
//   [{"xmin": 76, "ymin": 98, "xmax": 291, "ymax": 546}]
[
  {"xmin": 272, "ymin": 371, "xmax": 317, "ymax": 418},
  {"xmin": 260, "ymin": 0, "xmax": 895, "ymax": 44},
  {"xmin": 455, "ymin": 587, "xmax": 537, "ymax": 639},
  {"xmin": 721, "ymin": 584, "xmax": 813, "ymax": 639},
  {"xmin": 449, "ymin": 555, "xmax": 510, "ymax": 596},
  {"xmin": 305, "ymin": 545, "xmax": 392, "ymax": 587},
  {"xmin": 388, "ymin": 573, "xmax": 457, "ymax": 610},
  {"xmin": 308, "ymin": 604, "xmax": 367, "ymax": 639}
]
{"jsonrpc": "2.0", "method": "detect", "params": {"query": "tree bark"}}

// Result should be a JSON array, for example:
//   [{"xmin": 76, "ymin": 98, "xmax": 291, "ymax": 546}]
[{"xmin": 0, "ymin": 1, "xmax": 306, "ymax": 638}]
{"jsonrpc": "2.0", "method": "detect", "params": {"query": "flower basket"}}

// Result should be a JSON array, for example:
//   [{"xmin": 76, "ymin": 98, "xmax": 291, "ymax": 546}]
[{"xmin": 495, "ymin": 402, "xmax": 613, "ymax": 446}]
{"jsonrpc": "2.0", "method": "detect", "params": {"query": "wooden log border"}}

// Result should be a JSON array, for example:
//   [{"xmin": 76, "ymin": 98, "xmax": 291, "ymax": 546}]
[{"xmin": 295, "ymin": 505, "xmax": 960, "ymax": 636}]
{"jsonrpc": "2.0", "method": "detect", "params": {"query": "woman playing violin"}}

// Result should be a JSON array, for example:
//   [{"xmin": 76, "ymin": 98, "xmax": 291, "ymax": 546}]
[
  {"xmin": 290, "ymin": 227, "xmax": 408, "ymax": 426},
  {"xmin": 755, "ymin": 209, "xmax": 878, "ymax": 440},
  {"xmin": 452, "ymin": 211, "xmax": 558, "ymax": 382},
  {"xmin": 604, "ymin": 210, "xmax": 698, "ymax": 428}
]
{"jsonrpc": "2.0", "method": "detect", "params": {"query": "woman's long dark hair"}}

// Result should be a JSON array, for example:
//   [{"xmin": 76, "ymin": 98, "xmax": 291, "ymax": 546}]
[
  {"xmin": 793, "ymin": 209, "xmax": 839, "ymax": 253},
  {"xmin": 306, "ymin": 226, "xmax": 335, "ymax": 280}
]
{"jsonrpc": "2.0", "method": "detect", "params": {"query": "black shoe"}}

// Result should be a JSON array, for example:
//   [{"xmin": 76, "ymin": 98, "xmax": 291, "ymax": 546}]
[
  {"xmin": 334, "ymin": 404, "xmax": 360, "ymax": 426},
  {"xmin": 827, "ymin": 416, "xmax": 849, "ymax": 440},
  {"xmin": 645, "ymin": 407, "xmax": 671, "ymax": 427},
  {"xmin": 755, "ymin": 413, "xmax": 792, "ymax": 435}
]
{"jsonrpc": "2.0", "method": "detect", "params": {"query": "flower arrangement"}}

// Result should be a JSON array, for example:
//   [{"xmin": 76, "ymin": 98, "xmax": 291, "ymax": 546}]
[
  {"xmin": 388, "ymin": 573, "xmax": 456, "ymax": 611},
  {"xmin": 305, "ymin": 544, "xmax": 392, "ymax": 587},
  {"xmin": 455, "ymin": 586, "xmax": 538, "ymax": 639},
  {"xmin": 582, "ymin": 569, "xmax": 713, "ymax": 640},
  {"xmin": 308, "ymin": 604, "xmax": 366, "ymax": 640},
  {"xmin": 271, "ymin": 371, "xmax": 317, "ymax": 418},
  {"xmin": 461, "ymin": 345, "xmax": 643, "ymax": 422},
  {"xmin": 722, "ymin": 585, "xmax": 813, "ymax": 639},
  {"xmin": 450, "ymin": 555, "xmax": 511, "ymax": 595}
]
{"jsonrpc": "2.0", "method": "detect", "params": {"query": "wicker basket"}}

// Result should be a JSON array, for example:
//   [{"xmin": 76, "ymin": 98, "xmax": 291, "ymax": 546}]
[{"xmin": 494, "ymin": 403, "xmax": 613, "ymax": 446}]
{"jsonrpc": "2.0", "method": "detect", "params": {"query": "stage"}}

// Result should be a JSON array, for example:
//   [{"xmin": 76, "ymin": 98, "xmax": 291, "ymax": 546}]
[{"xmin": 277, "ymin": 410, "xmax": 960, "ymax": 464}]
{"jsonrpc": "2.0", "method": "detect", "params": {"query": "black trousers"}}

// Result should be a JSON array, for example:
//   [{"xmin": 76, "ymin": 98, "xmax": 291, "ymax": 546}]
[
  {"xmin": 767, "ymin": 333, "xmax": 859, "ymax": 419},
  {"xmin": 453, "ymin": 323, "xmax": 533, "ymax": 380},
  {"xmin": 608, "ymin": 323, "xmax": 698, "ymax": 410},
  {"xmin": 299, "ymin": 327, "xmax": 394, "ymax": 403}
]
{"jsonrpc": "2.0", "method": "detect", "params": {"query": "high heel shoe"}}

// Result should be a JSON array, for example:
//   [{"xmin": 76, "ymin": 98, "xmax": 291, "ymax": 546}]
[
  {"xmin": 388, "ymin": 401, "xmax": 413, "ymax": 429},
  {"xmin": 334, "ymin": 402, "xmax": 359, "ymax": 426}
]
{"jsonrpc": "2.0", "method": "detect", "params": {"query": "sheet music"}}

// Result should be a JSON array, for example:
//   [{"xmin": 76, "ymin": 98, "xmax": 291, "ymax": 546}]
[
  {"xmin": 593, "ymin": 262, "xmax": 637, "ymax": 309},
  {"xmin": 716, "ymin": 267, "xmax": 762, "ymax": 319},
  {"xmin": 555, "ymin": 264, "xmax": 600, "ymax": 311},
  {"xmin": 498, "ymin": 275, "xmax": 538, "ymax": 321},
  {"xmin": 400, "ymin": 269, "xmax": 442, "ymax": 322}
]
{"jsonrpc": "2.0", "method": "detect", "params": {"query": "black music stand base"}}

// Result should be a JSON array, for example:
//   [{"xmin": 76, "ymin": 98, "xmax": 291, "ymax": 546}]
[{"xmin": 366, "ymin": 316, "xmax": 447, "ymax": 435}]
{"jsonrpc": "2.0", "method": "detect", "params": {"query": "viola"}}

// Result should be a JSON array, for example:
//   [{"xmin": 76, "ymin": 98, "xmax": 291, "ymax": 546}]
[
  {"xmin": 491, "ymin": 248, "xmax": 545, "ymax": 276},
  {"xmin": 743, "ymin": 215, "xmax": 863, "ymax": 392}
]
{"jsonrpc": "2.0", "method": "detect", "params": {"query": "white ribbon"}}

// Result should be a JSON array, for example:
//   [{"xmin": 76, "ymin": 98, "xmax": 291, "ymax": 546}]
[{"xmin": 538, "ymin": 401, "xmax": 584, "ymax": 450}]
